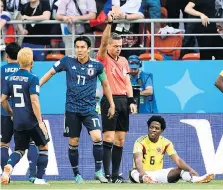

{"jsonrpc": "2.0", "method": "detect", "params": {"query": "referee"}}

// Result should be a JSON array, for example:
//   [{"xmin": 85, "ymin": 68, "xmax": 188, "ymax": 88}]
[{"xmin": 97, "ymin": 12, "xmax": 137, "ymax": 183}]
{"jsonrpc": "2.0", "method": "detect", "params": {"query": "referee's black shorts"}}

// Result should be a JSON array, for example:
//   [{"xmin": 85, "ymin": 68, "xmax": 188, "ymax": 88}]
[{"xmin": 100, "ymin": 95, "xmax": 129, "ymax": 132}]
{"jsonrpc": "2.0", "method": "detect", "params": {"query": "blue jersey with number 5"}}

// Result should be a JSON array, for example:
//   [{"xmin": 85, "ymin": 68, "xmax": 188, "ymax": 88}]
[
  {"xmin": 2, "ymin": 69, "xmax": 40, "ymax": 131},
  {"xmin": 53, "ymin": 56, "xmax": 104, "ymax": 114}
]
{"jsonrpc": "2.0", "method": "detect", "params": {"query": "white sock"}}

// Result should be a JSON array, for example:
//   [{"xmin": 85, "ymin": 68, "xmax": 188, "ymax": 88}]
[
  {"xmin": 130, "ymin": 169, "xmax": 140, "ymax": 183},
  {"xmin": 180, "ymin": 170, "xmax": 192, "ymax": 182}
]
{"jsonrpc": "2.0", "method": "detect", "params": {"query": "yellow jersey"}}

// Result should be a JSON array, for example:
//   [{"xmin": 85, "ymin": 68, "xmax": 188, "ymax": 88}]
[{"xmin": 133, "ymin": 135, "xmax": 176, "ymax": 171}]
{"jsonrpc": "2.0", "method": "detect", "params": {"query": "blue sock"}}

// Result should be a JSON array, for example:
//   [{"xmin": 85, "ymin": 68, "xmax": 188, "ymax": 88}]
[
  {"xmin": 7, "ymin": 151, "xmax": 23, "ymax": 167},
  {"xmin": 68, "ymin": 144, "xmax": 79, "ymax": 176},
  {"xmin": 36, "ymin": 150, "xmax": 48, "ymax": 179},
  {"xmin": 93, "ymin": 141, "xmax": 103, "ymax": 172},
  {"xmin": 1, "ymin": 146, "xmax": 9, "ymax": 171},
  {"xmin": 27, "ymin": 142, "xmax": 38, "ymax": 178}
]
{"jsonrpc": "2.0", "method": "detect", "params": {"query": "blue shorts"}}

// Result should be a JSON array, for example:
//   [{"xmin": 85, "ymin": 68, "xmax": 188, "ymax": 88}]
[
  {"xmin": 22, "ymin": 43, "xmax": 46, "ymax": 61},
  {"xmin": 1, "ymin": 115, "xmax": 13, "ymax": 143},
  {"xmin": 143, "ymin": 0, "xmax": 161, "ymax": 18},
  {"xmin": 64, "ymin": 111, "xmax": 101, "ymax": 138}
]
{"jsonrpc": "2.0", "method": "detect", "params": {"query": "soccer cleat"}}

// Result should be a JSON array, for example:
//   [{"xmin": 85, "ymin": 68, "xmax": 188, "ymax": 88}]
[
  {"xmin": 94, "ymin": 169, "xmax": 108, "ymax": 183},
  {"xmin": 28, "ymin": 177, "xmax": 36, "ymax": 183},
  {"xmin": 192, "ymin": 174, "xmax": 215, "ymax": 183},
  {"xmin": 1, "ymin": 164, "xmax": 13, "ymax": 185},
  {"xmin": 73, "ymin": 174, "xmax": 84, "ymax": 184},
  {"xmin": 33, "ymin": 178, "xmax": 48, "ymax": 185},
  {"xmin": 105, "ymin": 175, "xmax": 112, "ymax": 183},
  {"xmin": 112, "ymin": 175, "xmax": 127, "ymax": 183}
]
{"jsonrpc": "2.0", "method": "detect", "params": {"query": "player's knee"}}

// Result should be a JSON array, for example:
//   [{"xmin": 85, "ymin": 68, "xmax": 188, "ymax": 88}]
[
  {"xmin": 114, "ymin": 139, "xmax": 125, "ymax": 147},
  {"xmin": 69, "ymin": 138, "xmax": 79, "ymax": 146},
  {"xmin": 38, "ymin": 144, "xmax": 48, "ymax": 151},
  {"xmin": 103, "ymin": 131, "xmax": 115, "ymax": 143},
  {"xmin": 167, "ymin": 168, "xmax": 181, "ymax": 183},
  {"xmin": 92, "ymin": 136, "xmax": 102, "ymax": 142},
  {"xmin": 0, "ymin": 142, "xmax": 10, "ymax": 147}
]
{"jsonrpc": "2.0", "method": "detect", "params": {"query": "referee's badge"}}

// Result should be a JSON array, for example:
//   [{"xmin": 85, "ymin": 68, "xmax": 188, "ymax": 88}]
[{"xmin": 88, "ymin": 68, "xmax": 94, "ymax": 76}]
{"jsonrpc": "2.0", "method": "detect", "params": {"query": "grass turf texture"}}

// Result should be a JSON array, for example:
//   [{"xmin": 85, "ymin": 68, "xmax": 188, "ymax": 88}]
[{"xmin": 1, "ymin": 180, "xmax": 223, "ymax": 190}]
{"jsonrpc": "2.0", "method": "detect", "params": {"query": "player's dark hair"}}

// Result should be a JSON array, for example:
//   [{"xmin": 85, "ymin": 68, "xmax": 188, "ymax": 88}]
[
  {"xmin": 110, "ymin": 33, "xmax": 122, "ymax": 41},
  {"xmin": 147, "ymin": 115, "xmax": 166, "ymax": 131},
  {"xmin": 74, "ymin": 36, "xmax": 91, "ymax": 48},
  {"xmin": 5, "ymin": 42, "xmax": 21, "ymax": 60}
]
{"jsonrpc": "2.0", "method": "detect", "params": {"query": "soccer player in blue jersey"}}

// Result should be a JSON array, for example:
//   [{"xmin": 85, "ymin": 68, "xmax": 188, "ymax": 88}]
[
  {"xmin": 0, "ymin": 43, "xmax": 39, "ymax": 180},
  {"xmin": 40, "ymin": 36, "xmax": 115, "ymax": 183},
  {"xmin": 1, "ymin": 48, "xmax": 49, "ymax": 185}
]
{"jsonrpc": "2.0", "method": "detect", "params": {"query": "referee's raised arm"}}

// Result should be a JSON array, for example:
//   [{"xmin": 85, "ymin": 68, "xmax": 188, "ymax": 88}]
[{"xmin": 97, "ymin": 11, "xmax": 114, "ymax": 61}]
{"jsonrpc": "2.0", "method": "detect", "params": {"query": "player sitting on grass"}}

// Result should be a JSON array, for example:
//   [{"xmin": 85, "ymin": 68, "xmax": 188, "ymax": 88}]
[{"xmin": 129, "ymin": 115, "xmax": 215, "ymax": 184}]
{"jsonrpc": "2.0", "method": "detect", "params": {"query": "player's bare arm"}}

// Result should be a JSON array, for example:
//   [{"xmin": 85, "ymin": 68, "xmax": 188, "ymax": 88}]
[
  {"xmin": 133, "ymin": 152, "xmax": 146, "ymax": 177},
  {"xmin": 40, "ymin": 68, "xmax": 56, "ymax": 87},
  {"xmin": 170, "ymin": 154, "xmax": 199, "ymax": 176},
  {"xmin": 125, "ymin": 74, "xmax": 137, "ymax": 114},
  {"xmin": 30, "ymin": 94, "xmax": 47, "ymax": 136},
  {"xmin": 100, "ymin": 76, "xmax": 115, "ymax": 119},
  {"xmin": 1, "ymin": 94, "xmax": 13, "ymax": 116},
  {"xmin": 97, "ymin": 11, "xmax": 114, "ymax": 60}
]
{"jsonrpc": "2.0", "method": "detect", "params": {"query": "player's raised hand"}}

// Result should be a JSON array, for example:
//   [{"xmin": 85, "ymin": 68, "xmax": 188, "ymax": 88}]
[
  {"xmin": 107, "ymin": 105, "xmax": 115, "ymax": 119},
  {"xmin": 130, "ymin": 103, "xmax": 137, "ymax": 114}
]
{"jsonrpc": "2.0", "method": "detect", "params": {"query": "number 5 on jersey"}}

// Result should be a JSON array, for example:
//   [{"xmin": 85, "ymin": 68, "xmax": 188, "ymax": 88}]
[{"xmin": 13, "ymin": 85, "xmax": 25, "ymax": 107}]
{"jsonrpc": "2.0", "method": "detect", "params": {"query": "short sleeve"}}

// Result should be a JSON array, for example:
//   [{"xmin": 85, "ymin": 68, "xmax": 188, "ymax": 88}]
[
  {"xmin": 144, "ymin": 74, "xmax": 152, "ymax": 88},
  {"xmin": 56, "ymin": 0, "xmax": 69, "ymax": 15},
  {"xmin": 53, "ymin": 56, "xmax": 68, "ymax": 73},
  {"xmin": 96, "ymin": 53, "xmax": 107, "ymax": 66},
  {"xmin": 133, "ymin": 141, "xmax": 143, "ymax": 154},
  {"xmin": 86, "ymin": 0, "xmax": 97, "ymax": 13},
  {"xmin": 97, "ymin": 62, "xmax": 104, "ymax": 75},
  {"xmin": 41, "ymin": 0, "xmax": 51, "ymax": 12},
  {"xmin": 29, "ymin": 76, "xmax": 40, "ymax": 96},
  {"xmin": 166, "ymin": 142, "xmax": 177, "ymax": 156}
]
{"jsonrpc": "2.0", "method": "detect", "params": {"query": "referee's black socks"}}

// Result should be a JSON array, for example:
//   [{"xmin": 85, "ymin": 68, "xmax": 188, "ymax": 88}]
[
  {"xmin": 103, "ymin": 141, "xmax": 113, "ymax": 177},
  {"xmin": 112, "ymin": 145, "xmax": 123, "ymax": 179},
  {"xmin": 93, "ymin": 141, "xmax": 103, "ymax": 172},
  {"xmin": 68, "ymin": 144, "xmax": 79, "ymax": 176}
]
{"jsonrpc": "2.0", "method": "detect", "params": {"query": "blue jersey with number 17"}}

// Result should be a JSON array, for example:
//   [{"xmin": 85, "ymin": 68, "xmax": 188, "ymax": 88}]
[
  {"xmin": 2, "ymin": 69, "xmax": 40, "ymax": 131},
  {"xmin": 53, "ymin": 56, "xmax": 104, "ymax": 114}
]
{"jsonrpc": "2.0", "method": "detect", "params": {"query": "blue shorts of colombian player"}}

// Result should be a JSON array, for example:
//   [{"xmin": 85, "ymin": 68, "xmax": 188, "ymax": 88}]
[
  {"xmin": 64, "ymin": 111, "xmax": 101, "ymax": 137},
  {"xmin": 1, "ymin": 115, "xmax": 13, "ymax": 143},
  {"xmin": 14, "ymin": 123, "xmax": 50, "ymax": 151}
]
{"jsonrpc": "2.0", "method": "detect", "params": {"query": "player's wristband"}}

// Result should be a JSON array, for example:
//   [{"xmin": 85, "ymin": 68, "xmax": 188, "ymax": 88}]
[
  {"xmin": 128, "ymin": 97, "xmax": 136, "ymax": 105},
  {"xmin": 139, "ymin": 175, "xmax": 144, "ymax": 183},
  {"xmin": 108, "ymin": 21, "xmax": 113, "ymax": 25}
]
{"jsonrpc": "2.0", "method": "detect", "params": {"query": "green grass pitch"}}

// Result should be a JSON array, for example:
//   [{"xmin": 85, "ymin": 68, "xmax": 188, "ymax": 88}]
[{"xmin": 1, "ymin": 180, "xmax": 223, "ymax": 190}]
